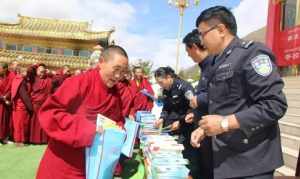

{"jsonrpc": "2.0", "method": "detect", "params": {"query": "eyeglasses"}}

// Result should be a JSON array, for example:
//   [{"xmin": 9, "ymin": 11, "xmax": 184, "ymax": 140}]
[
  {"xmin": 199, "ymin": 24, "xmax": 219, "ymax": 37},
  {"xmin": 198, "ymin": 24, "xmax": 220, "ymax": 43}
]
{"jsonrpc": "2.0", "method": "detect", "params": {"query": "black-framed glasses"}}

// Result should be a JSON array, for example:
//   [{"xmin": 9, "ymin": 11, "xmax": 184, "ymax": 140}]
[
  {"xmin": 199, "ymin": 24, "xmax": 219, "ymax": 37},
  {"xmin": 198, "ymin": 24, "xmax": 219, "ymax": 46}
]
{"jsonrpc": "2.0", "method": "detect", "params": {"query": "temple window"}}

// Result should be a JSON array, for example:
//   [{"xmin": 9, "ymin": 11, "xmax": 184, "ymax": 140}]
[
  {"xmin": 23, "ymin": 45, "xmax": 33, "ymax": 52},
  {"xmin": 64, "ymin": 49, "xmax": 73, "ymax": 56},
  {"xmin": 6, "ymin": 44, "xmax": 17, "ymax": 51},
  {"xmin": 37, "ymin": 47, "xmax": 46, "ymax": 53},
  {"xmin": 79, "ymin": 50, "xmax": 90, "ymax": 57}
]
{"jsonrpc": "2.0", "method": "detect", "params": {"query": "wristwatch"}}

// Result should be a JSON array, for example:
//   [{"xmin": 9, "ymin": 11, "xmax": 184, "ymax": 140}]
[{"xmin": 220, "ymin": 116, "xmax": 229, "ymax": 132}]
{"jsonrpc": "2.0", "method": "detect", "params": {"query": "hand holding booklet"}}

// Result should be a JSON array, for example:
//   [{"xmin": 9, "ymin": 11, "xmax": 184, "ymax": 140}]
[{"xmin": 85, "ymin": 114, "xmax": 126, "ymax": 179}]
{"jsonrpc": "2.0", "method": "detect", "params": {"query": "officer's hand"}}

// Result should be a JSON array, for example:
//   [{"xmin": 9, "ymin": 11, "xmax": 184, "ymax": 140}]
[
  {"xmin": 154, "ymin": 118, "xmax": 163, "ymax": 128},
  {"xmin": 185, "ymin": 113, "xmax": 194, "ymax": 123},
  {"xmin": 189, "ymin": 96, "xmax": 198, "ymax": 109},
  {"xmin": 171, "ymin": 121, "xmax": 180, "ymax": 131},
  {"xmin": 190, "ymin": 127, "xmax": 205, "ymax": 148},
  {"xmin": 199, "ymin": 115, "xmax": 224, "ymax": 136}
]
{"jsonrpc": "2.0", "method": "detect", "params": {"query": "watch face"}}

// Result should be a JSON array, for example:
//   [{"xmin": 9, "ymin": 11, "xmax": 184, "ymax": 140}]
[{"xmin": 221, "ymin": 118, "xmax": 229, "ymax": 130}]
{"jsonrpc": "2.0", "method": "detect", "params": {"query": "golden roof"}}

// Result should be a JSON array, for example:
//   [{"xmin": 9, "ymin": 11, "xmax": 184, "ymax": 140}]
[
  {"xmin": 0, "ymin": 15, "xmax": 114, "ymax": 41},
  {"xmin": 0, "ymin": 49, "xmax": 89, "ymax": 69}
]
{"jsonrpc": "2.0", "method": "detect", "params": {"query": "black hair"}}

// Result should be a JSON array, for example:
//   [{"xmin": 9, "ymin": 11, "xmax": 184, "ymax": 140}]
[
  {"xmin": 154, "ymin": 66, "xmax": 178, "ymax": 79},
  {"xmin": 183, "ymin": 29, "xmax": 205, "ymax": 49},
  {"xmin": 132, "ymin": 66, "xmax": 143, "ymax": 73},
  {"xmin": 38, "ymin": 63, "xmax": 47, "ymax": 68},
  {"xmin": 101, "ymin": 45, "xmax": 128, "ymax": 60},
  {"xmin": 196, "ymin": 6, "xmax": 237, "ymax": 36}
]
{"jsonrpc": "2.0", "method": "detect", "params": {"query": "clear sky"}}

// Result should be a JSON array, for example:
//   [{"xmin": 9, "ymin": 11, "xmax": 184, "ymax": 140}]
[{"xmin": 0, "ymin": 0, "xmax": 269, "ymax": 70}]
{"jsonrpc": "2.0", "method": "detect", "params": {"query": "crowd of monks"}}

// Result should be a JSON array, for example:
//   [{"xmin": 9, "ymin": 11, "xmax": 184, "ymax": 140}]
[{"xmin": 0, "ymin": 60, "xmax": 154, "ymax": 147}]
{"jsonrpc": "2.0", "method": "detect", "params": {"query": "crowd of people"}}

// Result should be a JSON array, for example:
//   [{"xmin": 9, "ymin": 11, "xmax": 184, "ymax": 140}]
[
  {"xmin": 0, "ymin": 5, "xmax": 289, "ymax": 179},
  {"xmin": 0, "ymin": 54, "xmax": 155, "ymax": 148}
]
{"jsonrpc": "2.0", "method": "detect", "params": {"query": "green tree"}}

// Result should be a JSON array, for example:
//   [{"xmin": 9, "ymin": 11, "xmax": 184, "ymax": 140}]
[{"xmin": 133, "ymin": 59, "xmax": 153, "ymax": 76}]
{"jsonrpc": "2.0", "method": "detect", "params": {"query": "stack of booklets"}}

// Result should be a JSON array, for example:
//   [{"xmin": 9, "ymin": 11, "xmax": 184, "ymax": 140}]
[
  {"xmin": 136, "ymin": 111, "xmax": 190, "ymax": 179},
  {"xmin": 136, "ymin": 111, "xmax": 161, "ymax": 138}
]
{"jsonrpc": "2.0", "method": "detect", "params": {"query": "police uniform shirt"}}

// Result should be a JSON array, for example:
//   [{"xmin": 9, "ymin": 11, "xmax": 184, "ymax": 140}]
[
  {"xmin": 159, "ymin": 78, "xmax": 194, "ymax": 127},
  {"xmin": 207, "ymin": 37, "xmax": 287, "ymax": 178}
]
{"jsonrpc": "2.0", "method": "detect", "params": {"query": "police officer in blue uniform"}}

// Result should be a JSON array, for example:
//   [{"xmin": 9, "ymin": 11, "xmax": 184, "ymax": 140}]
[
  {"xmin": 154, "ymin": 67, "xmax": 200, "ymax": 178},
  {"xmin": 191, "ymin": 6, "xmax": 288, "ymax": 179},
  {"xmin": 183, "ymin": 29, "xmax": 214, "ymax": 179}
]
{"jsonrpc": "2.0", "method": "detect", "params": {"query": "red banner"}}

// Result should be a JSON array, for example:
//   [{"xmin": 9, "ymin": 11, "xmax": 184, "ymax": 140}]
[{"xmin": 276, "ymin": 26, "xmax": 300, "ymax": 66}]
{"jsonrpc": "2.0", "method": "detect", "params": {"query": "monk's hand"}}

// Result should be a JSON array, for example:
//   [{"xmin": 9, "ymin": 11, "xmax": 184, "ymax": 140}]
[
  {"xmin": 129, "ymin": 115, "xmax": 135, "ymax": 120},
  {"xmin": 185, "ymin": 113, "xmax": 194, "ymax": 124},
  {"xmin": 4, "ymin": 100, "xmax": 11, "ymax": 106},
  {"xmin": 154, "ymin": 118, "xmax": 163, "ymax": 128},
  {"xmin": 190, "ymin": 127, "xmax": 205, "ymax": 148},
  {"xmin": 170, "ymin": 121, "xmax": 180, "ymax": 131},
  {"xmin": 189, "ymin": 96, "xmax": 198, "ymax": 109},
  {"xmin": 199, "ymin": 115, "xmax": 224, "ymax": 136}
]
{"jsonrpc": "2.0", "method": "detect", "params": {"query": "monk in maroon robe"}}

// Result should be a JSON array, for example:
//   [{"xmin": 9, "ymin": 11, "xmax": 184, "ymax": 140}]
[
  {"xmin": 116, "ymin": 69, "xmax": 134, "ymax": 119},
  {"xmin": 29, "ymin": 64, "xmax": 52, "ymax": 144},
  {"xmin": 51, "ymin": 65, "xmax": 71, "ymax": 93},
  {"xmin": 36, "ymin": 45, "xmax": 129, "ymax": 179},
  {"xmin": 129, "ymin": 66, "xmax": 154, "ymax": 116},
  {"xmin": 0, "ymin": 63, "xmax": 15, "ymax": 143},
  {"xmin": 11, "ymin": 68, "xmax": 33, "ymax": 146}
]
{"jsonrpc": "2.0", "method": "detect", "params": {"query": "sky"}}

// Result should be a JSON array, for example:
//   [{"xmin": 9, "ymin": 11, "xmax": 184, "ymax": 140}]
[{"xmin": 0, "ymin": 0, "xmax": 269, "ymax": 70}]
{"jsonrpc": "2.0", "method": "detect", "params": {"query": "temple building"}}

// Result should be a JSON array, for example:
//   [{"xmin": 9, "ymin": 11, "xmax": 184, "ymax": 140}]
[{"xmin": 0, "ymin": 14, "xmax": 114, "ymax": 69}]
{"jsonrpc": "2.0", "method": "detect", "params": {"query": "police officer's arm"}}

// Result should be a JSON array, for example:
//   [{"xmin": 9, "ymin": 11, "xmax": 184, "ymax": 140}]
[
  {"xmin": 195, "ymin": 81, "xmax": 208, "ymax": 110},
  {"xmin": 234, "ymin": 52, "xmax": 287, "ymax": 138},
  {"xmin": 159, "ymin": 95, "xmax": 169, "ymax": 121},
  {"xmin": 181, "ymin": 81, "xmax": 195, "ymax": 119}
]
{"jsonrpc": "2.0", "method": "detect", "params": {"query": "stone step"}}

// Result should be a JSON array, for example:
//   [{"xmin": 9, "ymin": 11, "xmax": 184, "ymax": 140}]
[
  {"xmin": 286, "ymin": 94, "xmax": 300, "ymax": 101},
  {"xmin": 281, "ymin": 114, "xmax": 300, "ymax": 125},
  {"xmin": 283, "ymin": 81, "xmax": 300, "ymax": 85},
  {"xmin": 281, "ymin": 133, "xmax": 300, "ymax": 151},
  {"xmin": 282, "ymin": 146, "xmax": 299, "ymax": 170},
  {"xmin": 287, "ymin": 100, "xmax": 300, "ymax": 107},
  {"xmin": 286, "ymin": 106, "xmax": 300, "ymax": 115},
  {"xmin": 283, "ymin": 89, "xmax": 300, "ymax": 94},
  {"xmin": 279, "ymin": 121, "xmax": 300, "ymax": 138},
  {"xmin": 276, "ymin": 165, "xmax": 296, "ymax": 176}
]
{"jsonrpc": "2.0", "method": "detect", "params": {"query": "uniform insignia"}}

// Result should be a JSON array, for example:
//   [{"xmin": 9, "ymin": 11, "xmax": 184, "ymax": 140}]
[{"xmin": 251, "ymin": 54, "xmax": 272, "ymax": 77}]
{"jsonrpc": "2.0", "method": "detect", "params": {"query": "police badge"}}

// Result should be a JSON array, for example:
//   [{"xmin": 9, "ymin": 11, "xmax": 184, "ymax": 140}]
[{"xmin": 251, "ymin": 54, "xmax": 273, "ymax": 77}]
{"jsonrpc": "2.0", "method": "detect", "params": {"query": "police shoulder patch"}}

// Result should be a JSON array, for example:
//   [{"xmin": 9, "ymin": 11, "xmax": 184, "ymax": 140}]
[{"xmin": 250, "ymin": 54, "xmax": 272, "ymax": 77}]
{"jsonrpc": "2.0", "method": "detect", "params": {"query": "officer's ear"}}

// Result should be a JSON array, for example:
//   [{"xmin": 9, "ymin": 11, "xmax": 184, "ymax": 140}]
[{"xmin": 217, "ymin": 24, "xmax": 227, "ymax": 38}]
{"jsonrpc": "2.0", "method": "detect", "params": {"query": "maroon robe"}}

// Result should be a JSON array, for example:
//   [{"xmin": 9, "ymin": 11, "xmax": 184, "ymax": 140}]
[
  {"xmin": 11, "ymin": 75, "xmax": 33, "ymax": 143},
  {"xmin": 0, "ymin": 71, "xmax": 15, "ymax": 140},
  {"xmin": 36, "ymin": 68, "xmax": 124, "ymax": 179},
  {"xmin": 51, "ymin": 69, "xmax": 71, "ymax": 93},
  {"xmin": 129, "ymin": 78, "xmax": 154, "ymax": 115},
  {"xmin": 29, "ymin": 76, "xmax": 52, "ymax": 144},
  {"xmin": 116, "ymin": 80, "xmax": 134, "ymax": 118}
]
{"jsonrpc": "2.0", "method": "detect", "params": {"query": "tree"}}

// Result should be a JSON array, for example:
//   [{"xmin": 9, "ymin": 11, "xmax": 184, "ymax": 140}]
[{"xmin": 132, "ymin": 59, "xmax": 153, "ymax": 77}]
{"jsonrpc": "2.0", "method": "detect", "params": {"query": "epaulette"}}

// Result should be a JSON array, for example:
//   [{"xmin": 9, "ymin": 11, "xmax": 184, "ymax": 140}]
[{"xmin": 241, "ymin": 40, "xmax": 254, "ymax": 49}]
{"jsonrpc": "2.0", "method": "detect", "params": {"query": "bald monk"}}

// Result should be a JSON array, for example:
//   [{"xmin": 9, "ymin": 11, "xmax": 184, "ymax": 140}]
[
  {"xmin": 36, "ymin": 45, "xmax": 129, "ymax": 179},
  {"xmin": 129, "ymin": 66, "xmax": 154, "ymax": 116},
  {"xmin": 29, "ymin": 64, "xmax": 52, "ymax": 144},
  {"xmin": 0, "ymin": 63, "xmax": 15, "ymax": 143}
]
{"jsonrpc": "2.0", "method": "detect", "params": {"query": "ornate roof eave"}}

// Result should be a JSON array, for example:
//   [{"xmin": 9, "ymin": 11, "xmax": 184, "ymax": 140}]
[
  {"xmin": 0, "ymin": 15, "xmax": 115, "ymax": 41},
  {"xmin": 0, "ymin": 49, "xmax": 90, "ymax": 69}
]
